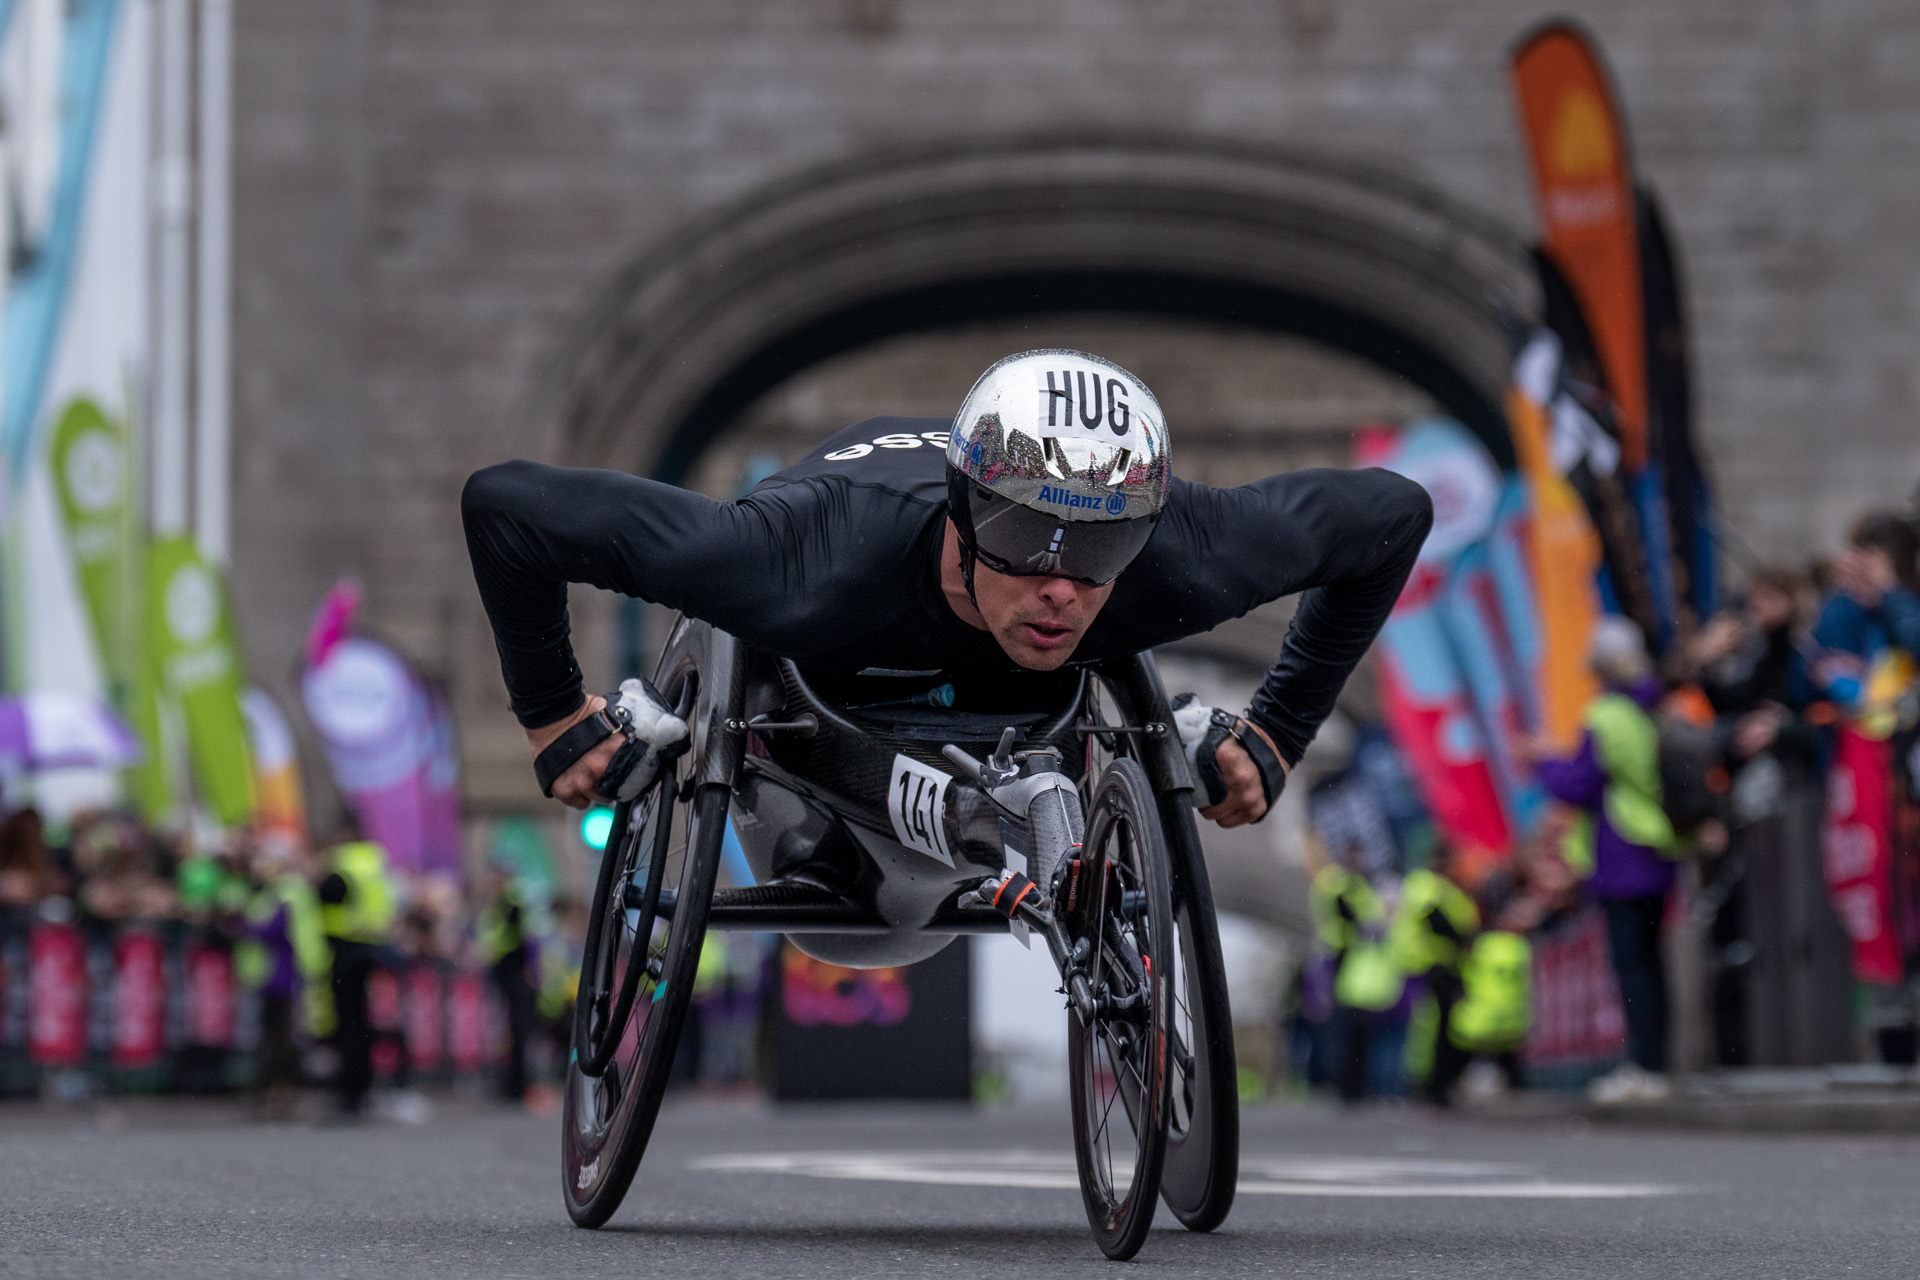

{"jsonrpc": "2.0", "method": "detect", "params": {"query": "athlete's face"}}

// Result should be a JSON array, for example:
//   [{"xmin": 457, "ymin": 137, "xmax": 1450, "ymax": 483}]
[{"xmin": 942, "ymin": 520, "xmax": 1114, "ymax": 669}]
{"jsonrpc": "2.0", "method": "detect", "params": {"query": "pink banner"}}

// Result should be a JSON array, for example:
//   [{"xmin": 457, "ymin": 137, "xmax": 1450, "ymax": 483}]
[
  {"xmin": 449, "ymin": 971, "xmax": 490, "ymax": 1073},
  {"xmin": 407, "ymin": 965, "xmax": 444, "ymax": 1070},
  {"xmin": 1521, "ymin": 906, "xmax": 1627, "ymax": 1069},
  {"xmin": 370, "ymin": 967, "xmax": 405, "ymax": 1077},
  {"xmin": 18, "ymin": 938, "xmax": 509, "ymax": 1082},
  {"xmin": 28, "ymin": 924, "xmax": 88, "ymax": 1066},
  {"xmin": 112, "ymin": 932, "xmax": 166, "ymax": 1069},
  {"xmin": 1824, "ymin": 726, "xmax": 1903, "ymax": 984},
  {"xmin": 184, "ymin": 945, "xmax": 236, "ymax": 1048},
  {"xmin": 302, "ymin": 589, "xmax": 462, "ymax": 876}
]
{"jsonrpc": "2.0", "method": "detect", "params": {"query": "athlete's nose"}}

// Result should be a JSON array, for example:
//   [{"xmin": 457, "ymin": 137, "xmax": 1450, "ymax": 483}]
[{"xmin": 1035, "ymin": 576, "xmax": 1080, "ymax": 609}]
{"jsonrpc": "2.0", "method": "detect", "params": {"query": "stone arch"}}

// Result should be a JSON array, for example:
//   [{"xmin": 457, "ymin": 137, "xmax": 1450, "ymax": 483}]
[{"xmin": 552, "ymin": 132, "xmax": 1535, "ymax": 481}]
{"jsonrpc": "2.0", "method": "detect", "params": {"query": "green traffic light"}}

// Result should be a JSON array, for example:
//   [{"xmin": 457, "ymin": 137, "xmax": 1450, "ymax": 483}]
[{"xmin": 581, "ymin": 805, "xmax": 615, "ymax": 852}]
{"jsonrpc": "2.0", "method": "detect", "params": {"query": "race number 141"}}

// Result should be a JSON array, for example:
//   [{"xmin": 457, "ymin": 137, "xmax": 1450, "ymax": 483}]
[{"xmin": 888, "ymin": 753, "xmax": 954, "ymax": 866}]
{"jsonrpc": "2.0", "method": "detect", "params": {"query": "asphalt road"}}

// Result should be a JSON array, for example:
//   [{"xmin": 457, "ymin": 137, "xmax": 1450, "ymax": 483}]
[{"xmin": 2, "ymin": 1095, "xmax": 1917, "ymax": 1278}]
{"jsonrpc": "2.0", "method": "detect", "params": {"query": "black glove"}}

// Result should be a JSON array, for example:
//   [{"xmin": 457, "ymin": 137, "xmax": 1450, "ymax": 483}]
[
  {"xmin": 594, "ymin": 677, "xmax": 691, "ymax": 802},
  {"xmin": 1170, "ymin": 693, "xmax": 1289, "ymax": 817}
]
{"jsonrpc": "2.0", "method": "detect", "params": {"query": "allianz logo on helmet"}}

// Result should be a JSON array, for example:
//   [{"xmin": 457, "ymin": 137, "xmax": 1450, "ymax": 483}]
[{"xmin": 1038, "ymin": 485, "xmax": 1126, "ymax": 515}]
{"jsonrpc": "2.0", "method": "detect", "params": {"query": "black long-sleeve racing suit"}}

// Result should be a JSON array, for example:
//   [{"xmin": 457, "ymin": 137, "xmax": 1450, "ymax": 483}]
[{"xmin": 462, "ymin": 417, "xmax": 1432, "ymax": 771}]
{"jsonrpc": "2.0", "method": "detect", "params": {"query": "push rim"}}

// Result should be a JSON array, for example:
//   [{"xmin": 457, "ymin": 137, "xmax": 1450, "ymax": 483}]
[
  {"xmin": 562, "ymin": 631, "xmax": 724, "ymax": 1229},
  {"xmin": 572, "ymin": 681, "xmax": 696, "ymax": 1079}
]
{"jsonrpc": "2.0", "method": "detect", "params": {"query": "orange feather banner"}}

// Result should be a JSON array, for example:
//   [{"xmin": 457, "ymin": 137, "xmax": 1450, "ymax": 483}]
[{"xmin": 1511, "ymin": 22, "xmax": 1648, "ymax": 472}]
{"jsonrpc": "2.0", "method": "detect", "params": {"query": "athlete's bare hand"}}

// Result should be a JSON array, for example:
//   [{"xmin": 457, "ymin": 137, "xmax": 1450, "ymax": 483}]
[
  {"xmin": 527, "ymin": 695, "xmax": 624, "ymax": 810},
  {"xmin": 1200, "ymin": 736, "xmax": 1284, "ymax": 829}
]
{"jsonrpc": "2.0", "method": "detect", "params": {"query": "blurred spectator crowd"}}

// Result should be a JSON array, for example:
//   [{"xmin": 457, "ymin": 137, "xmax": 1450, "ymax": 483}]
[
  {"xmin": 0, "ymin": 809, "xmax": 593, "ymax": 1113},
  {"xmin": 1292, "ymin": 492, "xmax": 1920, "ymax": 1105},
  {"xmin": 0, "ymin": 802, "xmax": 774, "ymax": 1114}
]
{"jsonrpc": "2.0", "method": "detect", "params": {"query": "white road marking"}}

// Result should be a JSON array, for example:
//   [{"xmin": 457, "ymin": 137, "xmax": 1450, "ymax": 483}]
[{"xmin": 690, "ymin": 1150, "xmax": 1684, "ymax": 1199}]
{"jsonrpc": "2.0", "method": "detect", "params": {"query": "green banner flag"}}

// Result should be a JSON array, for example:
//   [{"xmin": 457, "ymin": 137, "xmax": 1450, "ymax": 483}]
[
  {"xmin": 149, "ymin": 536, "xmax": 255, "ymax": 826},
  {"xmin": 48, "ymin": 397, "xmax": 171, "ymax": 818},
  {"xmin": 50, "ymin": 398, "xmax": 136, "ymax": 683}
]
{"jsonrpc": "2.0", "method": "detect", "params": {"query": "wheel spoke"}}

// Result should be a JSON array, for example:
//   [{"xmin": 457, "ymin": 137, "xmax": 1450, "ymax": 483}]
[
  {"xmin": 1096, "ymin": 1036, "xmax": 1121, "ymax": 1194},
  {"xmin": 1102, "ymin": 1021, "xmax": 1149, "ymax": 1098}
]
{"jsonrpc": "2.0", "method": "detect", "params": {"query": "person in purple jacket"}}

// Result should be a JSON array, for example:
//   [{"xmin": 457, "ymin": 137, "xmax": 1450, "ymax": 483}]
[
  {"xmin": 238, "ymin": 839, "xmax": 331, "ymax": 1115},
  {"xmin": 1521, "ymin": 615, "xmax": 1676, "ymax": 1104}
]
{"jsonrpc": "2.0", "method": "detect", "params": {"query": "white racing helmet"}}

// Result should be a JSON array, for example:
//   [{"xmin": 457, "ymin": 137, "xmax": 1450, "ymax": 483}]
[{"xmin": 945, "ymin": 349, "xmax": 1171, "ymax": 588}]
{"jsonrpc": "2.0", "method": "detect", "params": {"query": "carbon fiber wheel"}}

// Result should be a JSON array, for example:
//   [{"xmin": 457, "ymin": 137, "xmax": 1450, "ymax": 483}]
[
  {"xmin": 1066, "ymin": 758, "xmax": 1175, "ymax": 1260},
  {"xmin": 1156, "ymin": 793, "xmax": 1239, "ymax": 1232}
]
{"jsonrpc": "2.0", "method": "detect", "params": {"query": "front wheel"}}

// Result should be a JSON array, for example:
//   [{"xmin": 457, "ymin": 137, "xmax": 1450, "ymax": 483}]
[
  {"xmin": 1065, "ymin": 758, "xmax": 1176, "ymax": 1261},
  {"xmin": 562, "ymin": 625, "xmax": 728, "ymax": 1228}
]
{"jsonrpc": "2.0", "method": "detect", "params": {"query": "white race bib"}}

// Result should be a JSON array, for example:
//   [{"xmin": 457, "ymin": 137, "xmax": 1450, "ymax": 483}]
[{"xmin": 887, "ymin": 753, "xmax": 953, "ymax": 866}]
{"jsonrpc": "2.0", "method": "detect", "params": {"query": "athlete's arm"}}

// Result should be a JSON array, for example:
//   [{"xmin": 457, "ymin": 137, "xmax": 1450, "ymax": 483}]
[
  {"xmin": 462, "ymin": 460, "xmax": 792, "ymax": 730},
  {"xmin": 1242, "ymin": 468, "xmax": 1431, "ymax": 763},
  {"xmin": 1128, "ymin": 467, "xmax": 1432, "ymax": 769}
]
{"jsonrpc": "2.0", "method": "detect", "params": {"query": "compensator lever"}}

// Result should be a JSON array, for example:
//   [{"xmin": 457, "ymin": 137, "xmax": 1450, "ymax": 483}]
[{"xmin": 944, "ymin": 730, "xmax": 1086, "ymax": 907}]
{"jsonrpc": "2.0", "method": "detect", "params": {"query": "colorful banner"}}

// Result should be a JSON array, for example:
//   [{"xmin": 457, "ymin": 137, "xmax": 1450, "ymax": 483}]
[
  {"xmin": 1823, "ymin": 726, "xmax": 1903, "ymax": 984},
  {"xmin": 241, "ymin": 686, "xmax": 308, "ymax": 849},
  {"xmin": 1511, "ymin": 21, "xmax": 1647, "ymax": 470},
  {"xmin": 407, "ymin": 965, "xmax": 445, "ymax": 1071},
  {"xmin": 369, "ymin": 967, "xmax": 404, "ymax": 1077},
  {"xmin": 1529, "ymin": 256, "xmax": 1663, "ymax": 646},
  {"xmin": 149, "ymin": 536, "xmax": 255, "ymax": 825},
  {"xmin": 48, "ymin": 396, "xmax": 169, "ymax": 815},
  {"xmin": 183, "ymin": 943, "xmax": 236, "ymax": 1049},
  {"xmin": 782, "ymin": 949, "xmax": 912, "ymax": 1028},
  {"xmin": 27, "ymin": 920, "xmax": 87, "ymax": 1065},
  {"xmin": 301, "ymin": 619, "xmax": 462, "ymax": 878},
  {"xmin": 1520, "ymin": 905, "xmax": 1627, "ymax": 1070},
  {"xmin": 1442, "ymin": 483, "xmax": 1548, "ymax": 837},
  {"xmin": 1513, "ymin": 23, "xmax": 1703, "ymax": 653},
  {"xmin": 0, "ymin": 689, "xmax": 140, "ymax": 771},
  {"xmin": 420, "ymin": 687, "xmax": 463, "ymax": 876},
  {"xmin": 1638, "ymin": 187, "xmax": 1716, "ymax": 624},
  {"xmin": 49, "ymin": 398, "xmax": 136, "ymax": 681},
  {"xmin": 13, "ymin": 931, "xmax": 521, "ymax": 1083},
  {"xmin": 111, "ymin": 929, "xmax": 165, "ymax": 1068},
  {"xmin": 1508, "ymin": 333, "xmax": 1604, "ymax": 749},
  {"xmin": 1359, "ymin": 423, "xmax": 1512, "ymax": 873},
  {"xmin": 449, "ymin": 971, "xmax": 491, "ymax": 1073}
]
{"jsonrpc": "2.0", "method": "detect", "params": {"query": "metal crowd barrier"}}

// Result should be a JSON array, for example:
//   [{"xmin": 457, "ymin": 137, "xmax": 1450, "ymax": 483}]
[{"xmin": 0, "ymin": 912, "xmax": 510, "ymax": 1098}]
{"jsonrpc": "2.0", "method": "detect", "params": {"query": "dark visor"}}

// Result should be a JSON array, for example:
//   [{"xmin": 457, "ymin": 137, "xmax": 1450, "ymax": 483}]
[{"xmin": 957, "ymin": 480, "xmax": 1157, "ymax": 586}]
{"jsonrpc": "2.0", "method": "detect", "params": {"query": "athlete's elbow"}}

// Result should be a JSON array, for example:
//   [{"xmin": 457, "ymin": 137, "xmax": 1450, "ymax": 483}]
[
  {"xmin": 461, "ymin": 460, "xmax": 542, "ymax": 536},
  {"xmin": 1399, "ymin": 474, "xmax": 1435, "ymax": 543},
  {"xmin": 1363, "ymin": 468, "xmax": 1434, "ymax": 553}
]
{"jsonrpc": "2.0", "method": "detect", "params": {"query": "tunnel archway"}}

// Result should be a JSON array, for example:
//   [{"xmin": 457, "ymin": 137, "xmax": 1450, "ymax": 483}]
[
  {"xmin": 549, "ymin": 135, "xmax": 1539, "ymax": 937},
  {"xmin": 551, "ymin": 132, "xmax": 1536, "ymax": 481}
]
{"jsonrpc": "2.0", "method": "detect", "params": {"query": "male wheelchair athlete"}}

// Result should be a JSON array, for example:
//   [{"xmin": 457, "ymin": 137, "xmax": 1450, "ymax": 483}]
[{"xmin": 562, "ymin": 616, "xmax": 1240, "ymax": 1260}]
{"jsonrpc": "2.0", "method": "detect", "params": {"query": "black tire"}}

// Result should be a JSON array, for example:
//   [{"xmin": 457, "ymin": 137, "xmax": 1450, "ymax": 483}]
[
  {"xmin": 562, "ymin": 629, "xmax": 728, "ymax": 1229},
  {"xmin": 1066, "ymin": 758, "xmax": 1176, "ymax": 1261},
  {"xmin": 1156, "ymin": 793, "xmax": 1240, "ymax": 1232}
]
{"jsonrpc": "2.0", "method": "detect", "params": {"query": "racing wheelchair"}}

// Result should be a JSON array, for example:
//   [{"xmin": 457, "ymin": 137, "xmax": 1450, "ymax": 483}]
[{"xmin": 561, "ymin": 617, "xmax": 1239, "ymax": 1260}]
